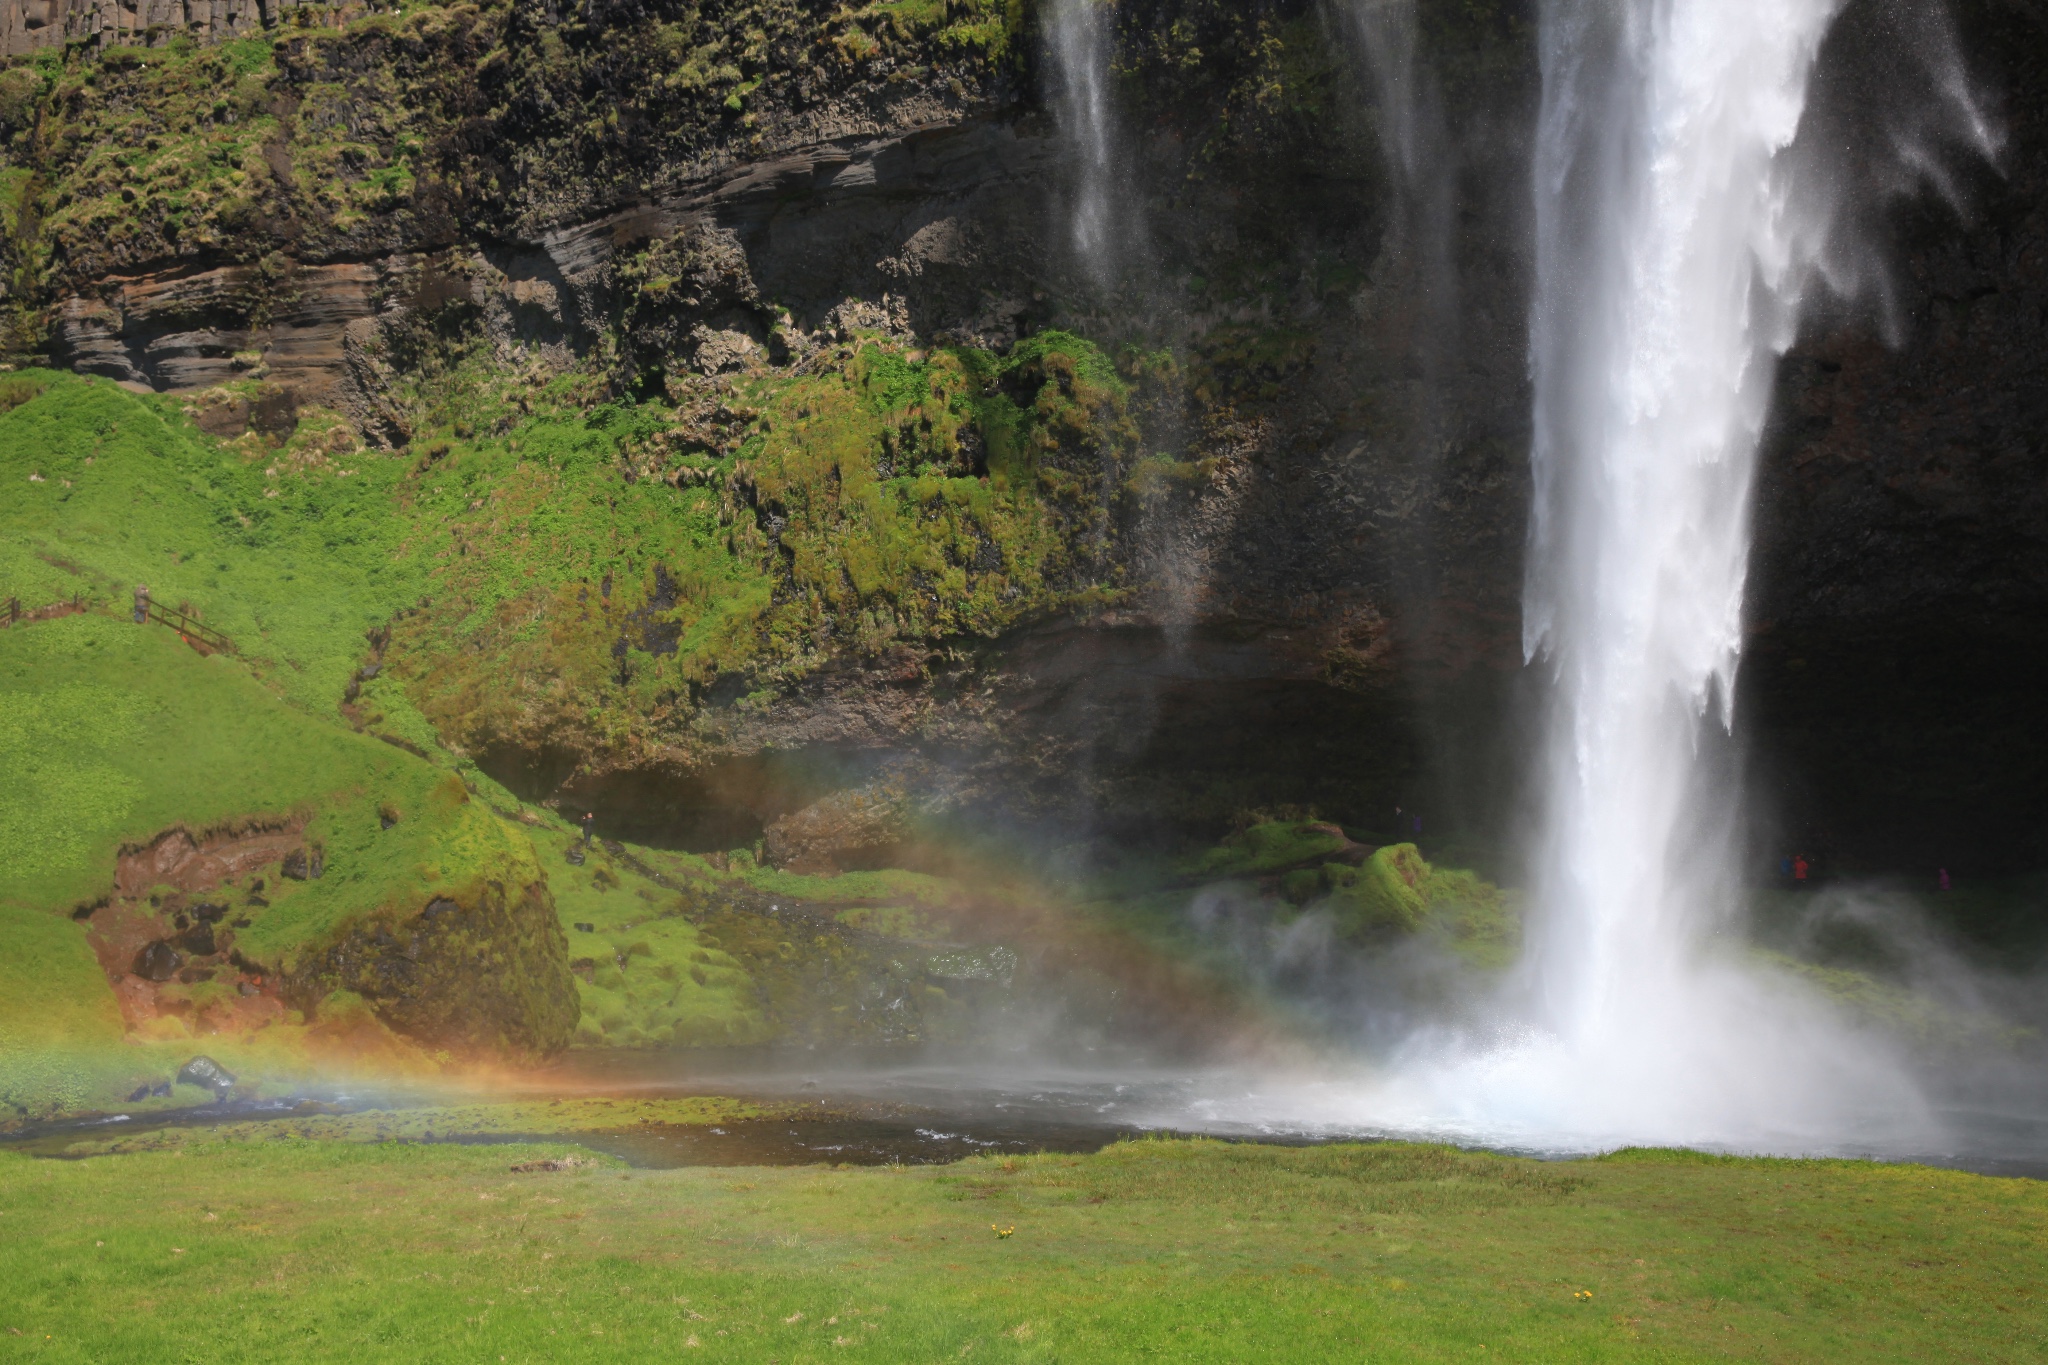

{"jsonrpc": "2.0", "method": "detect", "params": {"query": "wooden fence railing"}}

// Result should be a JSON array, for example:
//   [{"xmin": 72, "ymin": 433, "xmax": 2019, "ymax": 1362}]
[
  {"xmin": 3, "ymin": 591, "xmax": 236, "ymax": 656},
  {"xmin": 141, "ymin": 599, "xmax": 236, "ymax": 656},
  {"xmin": 4, "ymin": 593, "xmax": 87, "ymax": 627}
]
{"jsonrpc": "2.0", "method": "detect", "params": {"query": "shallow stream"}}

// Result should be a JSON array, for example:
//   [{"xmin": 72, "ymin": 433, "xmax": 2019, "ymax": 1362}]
[{"xmin": 7, "ymin": 1047, "xmax": 2044, "ymax": 1178}]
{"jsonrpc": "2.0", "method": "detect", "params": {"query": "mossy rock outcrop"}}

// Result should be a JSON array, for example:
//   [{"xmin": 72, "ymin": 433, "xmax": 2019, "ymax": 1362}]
[
  {"xmin": 1181, "ymin": 822, "xmax": 1519, "ymax": 972},
  {"xmin": 1180, "ymin": 820, "xmax": 1354, "ymax": 880},
  {"xmin": 288, "ymin": 880, "xmax": 579, "ymax": 1061},
  {"xmin": 549, "ymin": 838, "xmax": 1011, "ymax": 1051},
  {"xmin": 1318, "ymin": 844, "xmax": 1518, "ymax": 970}
]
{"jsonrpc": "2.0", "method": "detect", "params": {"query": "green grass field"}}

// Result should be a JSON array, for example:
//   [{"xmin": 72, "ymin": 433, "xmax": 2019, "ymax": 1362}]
[{"xmin": 0, "ymin": 1136, "xmax": 2040, "ymax": 1362}]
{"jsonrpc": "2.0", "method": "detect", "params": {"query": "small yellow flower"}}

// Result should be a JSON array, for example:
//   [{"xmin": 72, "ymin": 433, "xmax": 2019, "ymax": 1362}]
[
  {"xmin": 1574, "ymin": 1290, "xmax": 1595, "ymax": 1301},
  {"xmin": 992, "ymin": 1224, "xmax": 1016, "ymax": 1239}
]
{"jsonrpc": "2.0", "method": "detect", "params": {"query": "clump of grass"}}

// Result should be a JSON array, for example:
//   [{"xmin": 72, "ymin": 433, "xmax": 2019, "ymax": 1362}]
[
  {"xmin": 1317, "ymin": 844, "xmax": 1520, "ymax": 967},
  {"xmin": 1179, "ymin": 820, "xmax": 1350, "ymax": 878}
]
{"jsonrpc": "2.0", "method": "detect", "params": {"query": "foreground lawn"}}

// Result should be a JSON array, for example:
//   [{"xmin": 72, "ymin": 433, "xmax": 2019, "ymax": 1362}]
[{"xmin": 0, "ymin": 1138, "xmax": 2041, "ymax": 1362}]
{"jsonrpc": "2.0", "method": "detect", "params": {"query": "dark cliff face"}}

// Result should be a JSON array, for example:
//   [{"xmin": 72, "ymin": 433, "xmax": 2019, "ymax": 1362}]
[
  {"xmin": 1748, "ymin": 0, "xmax": 2048, "ymax": 875},
  {"xmin": 3, "ymin": 0, "xmax": 2042, "ymax": 876}
]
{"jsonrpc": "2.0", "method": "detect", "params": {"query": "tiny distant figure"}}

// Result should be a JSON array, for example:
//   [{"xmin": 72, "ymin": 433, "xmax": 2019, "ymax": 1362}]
[
  {"xmin": 1793, "ymin": 854, "xmax": 1810, "ymax": 887},
  {"xmin": 133, "ymin": 583, "xmax": 149, "ymax": 625},
  {"xmin": 581, "ymin": 811, "xmax": 596, "ymax": 846},
  {"xmin": 1780, "ymin": 855, "xmax": 1794, "ymax": 882},
  {"xmin": 1412, "ymin": 814, "xmax": 1422, "ymax": 836},
  {"xmin": 1939, "ymin": 868, "xmax": 1951, "ymax": 892}
]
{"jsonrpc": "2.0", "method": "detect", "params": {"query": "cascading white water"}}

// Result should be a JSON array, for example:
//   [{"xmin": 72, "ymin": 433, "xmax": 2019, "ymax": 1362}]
[
  {"xmin": 1344, "ymin": 0, "xmax": 1427, "ymax": 185},
  {"xmin": 1459, "ymin": 0, "xmax": 1931, "ymax": 1148},
  {"xmin": 1046, "ymin": 0, "xmax": 1122, "ymax": 282},
  {"xmin": 1196, "ymin": 0, "xmax": 1946, "ymax": 1154},
  {"xmin": 1523, "ymin": 0, "xmax": 1840, "ymax": 1051}
]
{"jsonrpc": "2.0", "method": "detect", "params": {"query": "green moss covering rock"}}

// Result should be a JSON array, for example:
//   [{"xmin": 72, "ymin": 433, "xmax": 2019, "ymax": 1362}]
[
  {"xmin": 1319, "ymin": 844, "xmax": 1519, "ymax": 969},
  {"xmin": 1177, "ymin": 823, "xmax": 1520, "ymax": 972},
  {"xmin": 548, "ymin": 841, "xmax": 769, "ymax": 1048},
  {"xmin": 1180, "ymin": 820, "xmax": 1351, "ymax": 879},
  {"xmin": 288, "ymin": 876, "xmax": 578, "ymax": 1060}
]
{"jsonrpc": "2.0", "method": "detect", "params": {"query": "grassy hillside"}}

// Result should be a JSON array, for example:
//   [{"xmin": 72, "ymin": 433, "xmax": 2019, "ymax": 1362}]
[
  {"xmin": 0, "ymin": 324, "xmax": 1142, "ymax": 768},
  {"xmin": 0, "ymin": 610, "xmax": 1036, "ymax": 1115},
  {"xmin": 0, "ymin": 614, "xmax": 504, "ymax": 927},
  {"xmin": 0, "ymin": 613, "xmax": 568, "ymax": 1114},
  {"xmin": 0, "ymin": 374, "xmax": 418, "ymax": 713},
  {"xmin": 0, "ymin": 1136, "xmax": 2040, "ymax": 1361}
]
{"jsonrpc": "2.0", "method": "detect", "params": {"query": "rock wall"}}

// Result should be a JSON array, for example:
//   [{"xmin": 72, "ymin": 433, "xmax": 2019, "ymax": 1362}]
[
  {"xmin": 1746, "ymin": 0, "xmax": 2048, "ymax": 873},
  {"xmin": 0, "ymin": 0, "xmax": 341, "ymax": 55},
  {"xmin": 7, "ymin": 0, "xmax": 2046, "ymax": 873}
]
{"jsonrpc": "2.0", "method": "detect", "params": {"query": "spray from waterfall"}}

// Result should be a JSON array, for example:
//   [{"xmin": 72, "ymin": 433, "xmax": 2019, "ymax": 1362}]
[
  {"xmin": 1040, "ymin": 0, "xmax": 1219, "ymax": 764},
  {"xmin": 1048, "ymin": 0, "xmax": 1163, "ymax": 294},
  {"xmin": 1153, "ymin": 0, "xmax": 2019, "ymax": 1157}
]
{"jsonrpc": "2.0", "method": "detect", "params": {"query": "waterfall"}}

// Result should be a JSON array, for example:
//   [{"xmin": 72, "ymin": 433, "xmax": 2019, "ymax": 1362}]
[
  {"xmin": 1523, "ymin": 0, "xmax": 1839, "ymax": 1048},
  {"xmin": 1336, "ymin": 0, "xmax": 1458, "ymax": 368},
  {"xmin": 1343, "ymin": 0, "xmax": 1428, "ymax": 185},
  {"xmin": 1492, "ymin": 0, "xmax": 1930, "ymax": 1146},
  {"xmin": 1045, "ymin": 0, "xmax": 1126, "ymax": 283},
  {"xmin": 1276, "ymin": 0, "xmax": 1945, "ymax": 1153}
]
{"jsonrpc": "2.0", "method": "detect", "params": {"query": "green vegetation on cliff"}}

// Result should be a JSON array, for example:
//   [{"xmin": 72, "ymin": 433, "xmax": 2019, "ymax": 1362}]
[
  {"xmin": 0, "ymin": 309, "xmax": 1140, "ymax": 765},
  {"xmin": 0, "ymin": 1137, "xmax": 2040, "ymax": 1361},
  {"xmin": 383, "ymin": 329, "xmax": 1139, "ymax": 765},
  {"xmin": 0, "ymin": 0, "xmax": 1028, "ymax": 311}
]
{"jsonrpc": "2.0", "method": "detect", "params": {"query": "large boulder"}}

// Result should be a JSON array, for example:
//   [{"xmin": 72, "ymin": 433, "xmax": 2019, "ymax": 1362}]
[
  {"xmin": 286, "ymin": 881, "xmax": 578, "ymax": 1061},
  {"xmin": 131, "ymin": 941, "xmax": 181, "ymax": 982},
  {"xmin": 175, "ymin": 1055, "xmax": 236, "ymax": 1097}
]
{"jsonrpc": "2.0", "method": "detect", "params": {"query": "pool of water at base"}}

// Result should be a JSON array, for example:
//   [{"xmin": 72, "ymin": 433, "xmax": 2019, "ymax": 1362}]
[{"xmin": 5, "ymin": 1047, "xmax": 2044, "ymax": 1177}]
